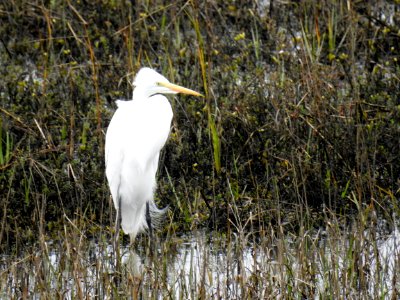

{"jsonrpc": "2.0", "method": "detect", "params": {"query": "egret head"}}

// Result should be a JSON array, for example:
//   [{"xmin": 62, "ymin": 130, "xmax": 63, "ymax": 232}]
[{"xmin": 132, "ymin": 67, "xmax": 202, "ymax": 99}]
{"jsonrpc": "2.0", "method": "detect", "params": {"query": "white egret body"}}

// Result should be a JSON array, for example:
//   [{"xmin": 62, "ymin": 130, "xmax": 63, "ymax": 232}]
[{"xmin": 105, "ymin": 68, "xmax": 201, "ymax": 242}]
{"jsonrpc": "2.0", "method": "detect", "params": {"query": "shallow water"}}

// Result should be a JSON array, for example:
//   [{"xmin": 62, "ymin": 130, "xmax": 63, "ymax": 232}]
[{"xmin": 1, "ymin": 227, "xmax": 398, "ymax": 299}]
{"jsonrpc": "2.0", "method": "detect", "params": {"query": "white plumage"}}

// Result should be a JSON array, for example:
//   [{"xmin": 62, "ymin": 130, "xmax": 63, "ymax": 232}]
[{"xmin": 105, "ymin": 68, "xmax": 201, "ymax": 242}]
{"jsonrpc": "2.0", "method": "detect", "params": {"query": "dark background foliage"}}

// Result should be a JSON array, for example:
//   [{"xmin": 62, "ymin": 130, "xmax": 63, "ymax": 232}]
[{"xmin": 0, "ymin": 0, "xmax": 399, "ymax": 249}]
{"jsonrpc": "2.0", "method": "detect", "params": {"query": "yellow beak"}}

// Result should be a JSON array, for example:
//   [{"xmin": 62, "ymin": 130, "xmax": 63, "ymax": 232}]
[{"xmin": 158, "ymin": 82, "xmax": 203, "ymax": 97}]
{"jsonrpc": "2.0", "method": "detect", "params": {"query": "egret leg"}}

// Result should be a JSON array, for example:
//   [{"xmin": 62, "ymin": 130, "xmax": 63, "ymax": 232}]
[
  {"xmin": 114, "ymin": 196, "xmax": 121, "ymax": 248},
  {"xmin": 146, "ymin": 201, "xmax": 153, "ymax": 240},
  {"xmin": 114, "ymin": 196, "xmax": 122, "ymax": 273},
  {"xmin": 145, "ymin": 201, "xmax": 155, "ymax": 258}
]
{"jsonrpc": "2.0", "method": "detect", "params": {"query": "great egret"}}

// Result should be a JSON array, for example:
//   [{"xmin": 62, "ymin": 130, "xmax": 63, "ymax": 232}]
[{"xmin": 105, "ymin": 67, "xmax": 201, "ymax": 244}]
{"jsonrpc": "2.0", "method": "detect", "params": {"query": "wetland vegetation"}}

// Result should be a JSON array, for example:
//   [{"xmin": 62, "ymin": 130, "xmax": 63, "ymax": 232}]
[{"xmin": 0, "ymin": 0, "xmax": 399, "ymax": 298}]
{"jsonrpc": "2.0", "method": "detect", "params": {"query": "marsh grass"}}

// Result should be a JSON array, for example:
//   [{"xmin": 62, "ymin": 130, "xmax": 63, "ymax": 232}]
[
  {"xmin": 0, "ymin": 0, "xmax": 399, "ymax": 298},
  {"xmin": 0, "ymin": 210, "xmax": 398, "ymax": 299}
]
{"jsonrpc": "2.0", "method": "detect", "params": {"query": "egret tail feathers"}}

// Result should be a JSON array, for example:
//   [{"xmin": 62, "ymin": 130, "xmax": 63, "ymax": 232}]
[{"xmin": 146, "ymin": 200, "xmax": 168, "ymax": 234}]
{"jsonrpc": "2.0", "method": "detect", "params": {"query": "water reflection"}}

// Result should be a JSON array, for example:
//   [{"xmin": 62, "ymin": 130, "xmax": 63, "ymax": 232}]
[
  {"xmin": 119, "ymin": 229, "xmax": 399, "ymax": 299},
  {"xmin": 123, "ymin": 250, "xmax": 143, "ymax": 279},
  {"xmin": 1, "ymin": 228, "xmax": 399, "ymax": 299}
]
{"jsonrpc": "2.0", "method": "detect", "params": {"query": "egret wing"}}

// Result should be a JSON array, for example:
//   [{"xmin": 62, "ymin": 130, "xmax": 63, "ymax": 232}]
[{"xmin": 105, "ymin": 96, "xmax": 173, "ymax": 214}]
